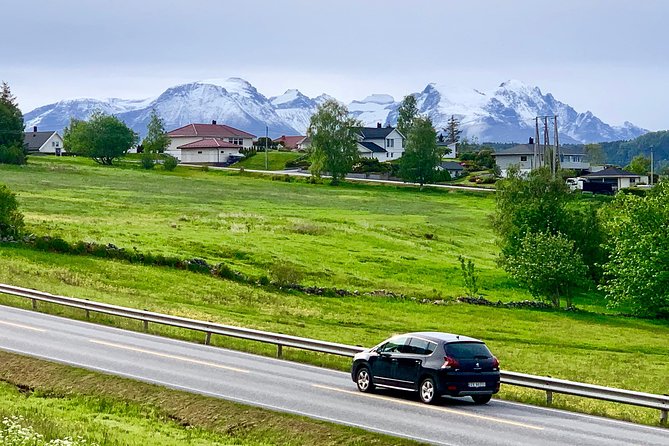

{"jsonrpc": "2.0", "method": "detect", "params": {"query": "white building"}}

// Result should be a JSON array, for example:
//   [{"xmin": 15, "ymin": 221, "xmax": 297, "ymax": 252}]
[
  {"xmin": 166, "ymin": 121, "xmax": 255, "ymax": 161},
  {"xmin": 493, "ymin": 140, "xmax": 589, "ymax": 177},
  {"xmin": 23, "ymin": 127, "xmax": 65, "ymax": 155},
  {"xmin": 356, "ymin": 124, "xmax": 405, "ymax": 161},
  {"xmin": 178, "ymin": 138, "xmax": 244, "ymax": 164}
]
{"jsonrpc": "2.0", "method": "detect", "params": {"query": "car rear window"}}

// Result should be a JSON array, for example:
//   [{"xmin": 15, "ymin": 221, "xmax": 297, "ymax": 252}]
[{"xmin": 444, "ymin": 342, "xmax": 492, "ymax": 359}]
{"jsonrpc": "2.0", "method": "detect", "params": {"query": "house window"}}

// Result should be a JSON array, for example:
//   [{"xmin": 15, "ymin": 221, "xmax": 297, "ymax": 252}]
[
  {"xmin": 52, "ymin": 141, "xmax": 56, "ymax": 147},
  {"xmin": 386, "ymin": 153, "xmax": 389, "ymax": 158},
  {"xmin": 56, "ymin": 141, "xmax": 59, "ymax": 147},
  {"xmin": 197, "ymin": 151, "xmax": 203, "ymax": 154},
  {"xmin": 221, "ymin": 151, "xmax": 225, "ymax": 153},
  {"xmin": 520, "ymin": 156, "xmax": 528, "ymax": 162},
  {"xmin": 386, "ymin": 139, "xmax": 394, "ymax": 148},
  {"xmin": 391, "ymin": 152, "xmax": 394, "ymax": 158},
  {"xmin": 228, "ymin": 138, "xmax": 243, "ymax": 146}
]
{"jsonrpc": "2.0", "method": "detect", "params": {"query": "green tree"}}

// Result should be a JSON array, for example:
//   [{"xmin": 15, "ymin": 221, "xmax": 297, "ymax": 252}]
[
  {"xmin": 444, "ymin": 115, "xmax": 462, "ymax": 145},
  {"xmin": 0, "ymin": 81, "xmax": 26, "ymax": 165},
  {"xmin": 307, "ymin": 99, "xmax": 361, "ymax": 185},
  {"xmin": 502, "ymin": 231, "xmax": 588, "ymax": 308},
  {"xmin": 600, "ymin": 180, "xmax": 669, "ymax": 317},
  {"xmin": 141, "ymin": 109, "xmax": 169, "ymax": 154},
  {"xmin": 626, "ymin": 154, "xmax": 651, "ymax": 175},
  {"xmin": 0, "ymin": 183, "xmax": 24, "ymax": 239},
  {"xmin": 63, "ymin": 112, "xmax": 138, "ymax": 165},
  {"xmin": 399, "ymin": 116, "xmax": 440, "ymax": 188},
  {"xmin": 396, "ymin": 94, "xmax": 418, "ymax": 138},
  {"xmin": 584, "ymin": 143, "xmax": 605, "ymax": 165},
  {"xmin": 459, "ymin": 256, "xmax": 480, "ymax": 298},
  {"xmin": 492, "ymin": 167, "xmax": 604, "ymax": 283}
]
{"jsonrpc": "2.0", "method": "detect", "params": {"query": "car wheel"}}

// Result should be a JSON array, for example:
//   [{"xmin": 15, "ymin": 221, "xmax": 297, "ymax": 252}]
[
  {"xmin": 472, "ymin": 394, "xmax": 492, "ymax": 405},
  {"xmin": 356, "ymin": 366, "xmax": 374, "ymax": 393},
  {"xmin": 419, "ymin": 377, "xmax": 437, "ymax": 404}
]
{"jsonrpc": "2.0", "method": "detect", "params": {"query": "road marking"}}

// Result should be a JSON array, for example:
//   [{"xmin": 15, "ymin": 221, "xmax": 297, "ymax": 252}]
[
  {"xmin": 0, "ymin": 320, "xmax": 46, "ymax": 332},
  {"xmin": 313, "ymin": 384, "xmax": 543, "ymax": 430},
  {"xmin": 89, "ymin": 339, "xmax": 248, "ymax": 373}
]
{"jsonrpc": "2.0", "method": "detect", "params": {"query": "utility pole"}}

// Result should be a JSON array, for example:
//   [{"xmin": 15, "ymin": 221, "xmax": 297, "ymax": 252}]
[
  {"xmin": 651, "ymin": 145, "xmax": 654, "ymax": 186},
  {"xmin": 553, "ymin": 115, "xmax": 559, "ymax": 178},
  {"xmin": 543, "ymin": 116, "xmax": 550, "ymax": 175},
  {"xmin": 265, "ymin": 125, "xmax": 269, "ymax": 170},
  {"xmin": 534, "ymin": 117, "xmax": 540, "ymax": 169}
]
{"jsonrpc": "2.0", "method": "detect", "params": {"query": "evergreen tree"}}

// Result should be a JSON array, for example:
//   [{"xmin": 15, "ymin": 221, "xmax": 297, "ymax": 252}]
[
  {"xmin": 399, "ymin": 116, "xmax": 440, "ymax": 188},
  {"xmin": 0, "ymin": 81, "xmax": 26, "ymax": 165},
  {"xmin": 307, "ymin": 99, "xmax": 361, "ymax": 185},
  {"xmin": 444, "ymin": 115, "xmax": 462, "ymax": 145},
  {"xmin": 141, "ymin": 109, "xmax": 170, "ymax": 154},
  {"xmin": 396, "ymin": 95, "xmax": 418, "ymax": 138}
]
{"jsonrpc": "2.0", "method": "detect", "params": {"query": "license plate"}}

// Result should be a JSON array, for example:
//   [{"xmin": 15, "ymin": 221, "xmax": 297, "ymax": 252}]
[{"xmin": 468, "ymin": 382, "xmax": 486, "ymax": 388}]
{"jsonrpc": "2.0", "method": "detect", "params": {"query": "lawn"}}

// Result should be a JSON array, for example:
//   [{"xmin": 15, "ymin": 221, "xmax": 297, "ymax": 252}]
[
  {"xmin": 232, "ymin": 151, "xmax": 302, "ymax": 170},
  {"xmin": 0, "ymin": 157, "xmax": 667, "ymax": 425}
]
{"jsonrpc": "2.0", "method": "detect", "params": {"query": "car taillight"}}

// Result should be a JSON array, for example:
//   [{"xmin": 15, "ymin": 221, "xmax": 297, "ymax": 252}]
[
  {"xmin": 492, "ymin": 356, "xmax": 500, "ymax": 368},
  {"xmin": 441, "ymin": 356, "xmax": 460, "ymax": 369}
]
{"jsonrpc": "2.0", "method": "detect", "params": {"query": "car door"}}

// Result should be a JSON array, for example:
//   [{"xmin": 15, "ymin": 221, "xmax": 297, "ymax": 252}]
[
  {"xmin": 369, "ymin": 336, "xmax": 409, "ymax": 386},
  {"xmin": 393, "ymin": 337, "xmax": 435, "ymax": 387}
]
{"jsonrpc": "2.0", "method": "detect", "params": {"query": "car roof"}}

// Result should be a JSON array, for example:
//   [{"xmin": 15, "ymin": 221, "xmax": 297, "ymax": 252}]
[{"xmin": 404, "ymin": 332, "xmax": 484, "ymax": 344}]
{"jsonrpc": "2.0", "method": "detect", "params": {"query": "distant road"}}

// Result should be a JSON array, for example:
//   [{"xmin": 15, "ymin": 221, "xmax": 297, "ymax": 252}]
[
  {"xmin": 0, "ymin": 305, "xmax": 666, "ymax": 445},
  {"xmin": 184, "ymin": 164, "xmax": 496, "ymax": 193}
]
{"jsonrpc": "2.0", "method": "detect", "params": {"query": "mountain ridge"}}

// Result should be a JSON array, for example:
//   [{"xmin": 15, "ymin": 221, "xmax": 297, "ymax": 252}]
[{"xmin": 24, "ymin": 78, "xmax": 647, "ymax": 143}]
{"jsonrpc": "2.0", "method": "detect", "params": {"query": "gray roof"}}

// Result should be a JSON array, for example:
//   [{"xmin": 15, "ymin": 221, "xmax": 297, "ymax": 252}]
[
  {"xmin": 440, "ymin": 161, "xmax": 464, "ymax": 171},
  {"xmin": 359, "ymin": 126, "xmax": 396, "ymax": 139},
  {"xmin": 583, "ymin": 167, "xmax": 640, "ymax": 178},
  {"xmin": 493, "ymin": 144, "xmax": 586, "ymax": 157},
  {"xmin": 24, "ymin": 131, "xmax": 56, "ymax": 151},
  {"xmin": 358, "ymin": 141, "xmax": 386, "ymax": 153}
]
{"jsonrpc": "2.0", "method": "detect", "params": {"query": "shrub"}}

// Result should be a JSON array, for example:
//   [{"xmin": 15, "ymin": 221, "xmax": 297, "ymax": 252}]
[
  {"xmin": 140, "ymin": 152, "xmax": 155, "ymax": 169},
  {"xmin": 0, "ymin": 145, "xmax": 27, "ymax": 165},
  {"xmin": 0, "ymin": 183, "xmax": 24, "ymax": 239},
  {"xmin": 163, "ymin": 155, "xmax": 178, "ymax": 171},
  {"xmin": 268, "ymin": 262, "xmax": 303, "ymax": 287},
  {"xmin": 458, "ymin": 255, "xmax": 479, "ymax": 298}
]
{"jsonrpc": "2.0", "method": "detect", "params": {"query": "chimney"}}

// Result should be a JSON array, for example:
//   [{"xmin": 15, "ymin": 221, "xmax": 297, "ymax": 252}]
[
  {"xmin": 377, "ymin": 122, "xmax": 382, "ymax": 128},
  {"xmin": 33, "ymin": 126, "xmax": 38, "ymax": 133},
  {"xmin": 529, "ymin": 137, "xmax": 534, "ymax": 144},
  {"xmin": 212, "ymin": 120, "xmax": 217, "ymax": 125}
]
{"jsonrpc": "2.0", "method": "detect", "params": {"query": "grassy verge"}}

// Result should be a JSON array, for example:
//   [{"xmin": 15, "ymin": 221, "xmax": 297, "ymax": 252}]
[
  {"xmin": 0, "ymin": 351, "xmax": 423, "ymax": 445},
  {"xmin": 232, "ymin": 151, "xmax": 302, "ymax": 171}
]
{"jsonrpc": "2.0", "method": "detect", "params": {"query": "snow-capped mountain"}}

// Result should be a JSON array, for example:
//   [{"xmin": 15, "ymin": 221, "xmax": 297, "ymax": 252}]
[{"xmin": 24, "ymin": 77, "xmax": 647, "ymax": 143}]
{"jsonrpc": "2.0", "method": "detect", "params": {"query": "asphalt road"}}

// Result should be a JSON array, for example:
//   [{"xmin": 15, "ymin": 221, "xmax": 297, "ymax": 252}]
[{"xmin": 0, "ymin": 305, "xmax": 666, "ymax": 445}]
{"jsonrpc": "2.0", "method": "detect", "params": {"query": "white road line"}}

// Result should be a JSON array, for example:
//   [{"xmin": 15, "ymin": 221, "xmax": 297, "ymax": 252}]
[
  {"xmin": 89, "ymin": 339, "xmax": 248, "ymax": 373},
  {"xmin": 0, "ymin": 320, "xmax": 47, "ymax": 332},
  {"xmin": 313, "ymin": 384, "xmax": 543, "ymax": 431}
]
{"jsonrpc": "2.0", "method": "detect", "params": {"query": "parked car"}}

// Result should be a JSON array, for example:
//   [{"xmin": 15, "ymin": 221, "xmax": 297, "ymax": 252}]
[{"xmin": 351, "ymin": 332, "xmax": 500, "ymax": 404}]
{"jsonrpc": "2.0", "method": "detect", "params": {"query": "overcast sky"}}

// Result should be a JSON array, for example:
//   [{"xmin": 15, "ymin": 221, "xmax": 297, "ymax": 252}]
[{"xmin": 2, "ymin": 0, "xmax": 667, "ymax": 130}]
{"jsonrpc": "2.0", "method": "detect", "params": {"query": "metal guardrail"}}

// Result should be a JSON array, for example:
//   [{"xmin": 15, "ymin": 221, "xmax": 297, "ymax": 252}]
[{"xmin": 0, "ymin": 283, "xmax": 667, "ymax": 425}]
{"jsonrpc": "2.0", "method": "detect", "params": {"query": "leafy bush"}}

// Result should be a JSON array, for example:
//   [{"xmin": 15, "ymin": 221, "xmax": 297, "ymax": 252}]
[
  {"xmin": 162, "ymin": 155, "xmax": 178, "ymax": 171},
  {"xmin": 140, "ymin": 152, "xmax": 155, "ymax": 169},
  {"xmin": 268, "ymin": 262, "xmax": 303, "ymax": 287},
  {"xmin": 0, "ymin": 183, "xmax": 24, "ymax": 239},
  {"xmin": 285, "ymin": 153, "xmax": 311, "ymax": 169},
  {"xmin": 0, "ymin": 145, "xmax": 27, "ymax": 165},
  {"xmin": 352, "ymin": 158, "xmax": 390, "ymax": 174},
  {"xmin": 458, "ymin": 256, "xmax": 479, "ymax": 298}
]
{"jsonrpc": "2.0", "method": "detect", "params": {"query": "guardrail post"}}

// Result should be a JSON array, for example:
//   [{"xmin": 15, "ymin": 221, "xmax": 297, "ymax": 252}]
[
  {"xmin": 205, "ymin": 332, "xmax": 211, "ymax": 345},
  {"xmin": 661, "ymin": 409, "xmax": 667, "ymax": 425},
  {"xmin": 277, "ymin": 344, "xmax": 283, "ymax": 358},
  {"xmin": 143, "ymin": 320, "xmax": 149, "ymax": 332},
  {"xmin": 85, "ymin": 309, "xmax": 90, "ymax": 320},
  {"xmin": 546, "ymin": 390, "xmax": 553, "ymax": 405},
  {"xmin": 32, "ymin": 299, "xmax": 37, "ymax": 310}
]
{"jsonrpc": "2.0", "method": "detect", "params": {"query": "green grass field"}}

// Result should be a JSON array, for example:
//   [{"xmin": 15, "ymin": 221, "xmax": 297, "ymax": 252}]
[
  {"xmin": 232, "ymin": 151, "xmax": 302, "ymax": 170},
  {"xmin": 0, "ymin": 351, "xmax": 422, "ymax": 446},
  {"xmin": 0, "ymin": 156, "xmax": 668, "ymax": 426}
]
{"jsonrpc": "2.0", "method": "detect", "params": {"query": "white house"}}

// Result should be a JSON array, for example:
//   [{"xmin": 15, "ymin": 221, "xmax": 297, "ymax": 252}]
[
  {"xmin": 23, "ymin": 127, "xmax": 65, "ymax": 155},
  {"xmin": 493, "ymin": 139, "xmax": 589, "ymax": 177},
  {"xmin": 178, "ymin": 138, "xmax": 244, "ymax": 164},
  {"xmin": 165, "ymin": 121, "xmax": 256, "ymax": 161},
  {"xmin": 581, "ymin": 167, "xmax": 647, "ymax": 190},
  {"xmin": 356, "ymin": 124, "xmax": 405, "ymax": 161}
]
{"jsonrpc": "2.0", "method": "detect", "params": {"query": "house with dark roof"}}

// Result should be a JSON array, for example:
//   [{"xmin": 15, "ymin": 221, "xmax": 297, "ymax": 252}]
[
  {"xmin": 356, "ymin": 123, "xmax": 405, "ymax": 161},
  {"xmin": 23, "ymin": 127, "xmax": 64, "ymax": 155},
  {"xmin": 492, "ymin": 139, "xmax": 589, "ymax": 177},
  {"xmin": 581, "ymin": 167, "xmax": 646, "ymax": 190},
  {"xmin": 165, "ymin": 120, "xmax": 256, "ymax": 162},
  {"xmin": 437, "ymin": 161, "xmax": 465, "ymax": 178},
  {"xmin": 273, "ymin": 135, "xmax": 307, "ymax": 151}
]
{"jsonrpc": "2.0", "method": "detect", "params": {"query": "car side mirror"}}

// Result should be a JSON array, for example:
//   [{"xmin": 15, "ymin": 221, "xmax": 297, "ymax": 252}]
[{"xmin": 379, "ymin": 351, "xmax": 391, "ymax": 358}]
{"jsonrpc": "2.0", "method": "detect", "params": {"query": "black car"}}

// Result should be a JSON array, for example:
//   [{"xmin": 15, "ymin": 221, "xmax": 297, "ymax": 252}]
[{"xmin": 351, "ymin": 332, "xmax": 500, "ymax": 404}]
